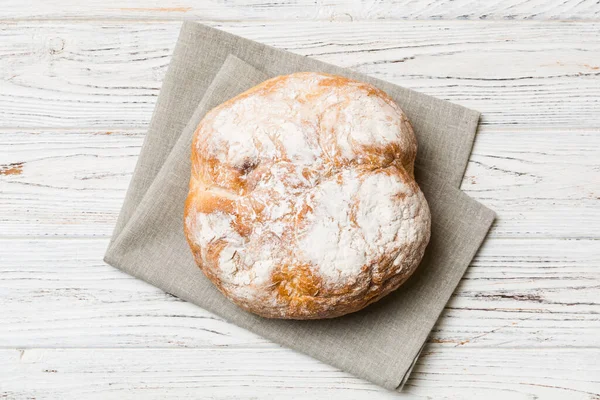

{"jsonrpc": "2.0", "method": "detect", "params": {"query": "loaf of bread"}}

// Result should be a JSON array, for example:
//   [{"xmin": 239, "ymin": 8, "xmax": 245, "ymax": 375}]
[{"xmin": 184, "ymin": 72, "xmax": 431, "ymax": 319}]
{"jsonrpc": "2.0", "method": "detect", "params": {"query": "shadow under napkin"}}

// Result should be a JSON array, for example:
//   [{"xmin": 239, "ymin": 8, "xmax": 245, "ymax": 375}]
[{"xmin": 105, "ymin": 24, "xmax": 495, "ymax": 391}]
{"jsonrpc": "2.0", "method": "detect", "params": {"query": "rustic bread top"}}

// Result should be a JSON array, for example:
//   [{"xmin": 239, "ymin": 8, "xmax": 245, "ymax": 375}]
[{"xmin": 184, "ymin": 72, "xmax": 431, "ymax": 319}]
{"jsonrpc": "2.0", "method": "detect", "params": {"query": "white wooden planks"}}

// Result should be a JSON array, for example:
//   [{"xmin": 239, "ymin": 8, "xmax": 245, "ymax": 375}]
[
  {"xmin": 1, "ymin": 237, "xmax": 598, "ymax": 348},
  {"xmin": 1, "ymin": 22, "xmax": 600, "ymax": 128},
  {"xmin": 1, "ymin": 7, "xmax": 599, "ymax": 398},
  {"xmin": 1, "ymin": 127, "xmax": 598, "ymax": 238},
  {"xmin": 1, "ymin": 348, "xmax": 599, "ymax": 399},
  {"xmin": 2, "ymin": 0, "xmax": 600, "ymax": 21}
]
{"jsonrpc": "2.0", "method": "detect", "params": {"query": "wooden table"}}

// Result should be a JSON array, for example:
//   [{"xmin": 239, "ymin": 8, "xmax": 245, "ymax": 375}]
[{"xmin": 1, "ymin": 1, "xmax": 599, "ymax": 398}]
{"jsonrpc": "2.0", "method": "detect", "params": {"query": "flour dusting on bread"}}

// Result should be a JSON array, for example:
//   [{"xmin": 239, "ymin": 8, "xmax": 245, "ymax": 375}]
[{"xmin": 184, "ymin": 72, "xmax": 431, "ymax": 319}]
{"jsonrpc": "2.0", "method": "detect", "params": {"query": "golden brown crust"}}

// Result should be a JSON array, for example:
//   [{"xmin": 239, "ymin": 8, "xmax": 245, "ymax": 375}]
[{"xmin": 184, "ymin": 72, "xmax": 430, "ymax": 319}]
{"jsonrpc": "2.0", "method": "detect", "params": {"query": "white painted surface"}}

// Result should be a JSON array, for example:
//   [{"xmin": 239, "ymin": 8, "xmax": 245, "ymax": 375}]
[
  {"xmin": 2, "ymin": 0, "xmax": 600, "ymax": 21},
  {"xmin": 2, "ymin": 348, "xmax": 599, "ymax": 399},
  {"xmin": 0, "ymin": 2, "xmax": 599, "ymax": 398},
  {"xmin": 2, "ymin": 22, "xmax": 600, "ymax": 128}
]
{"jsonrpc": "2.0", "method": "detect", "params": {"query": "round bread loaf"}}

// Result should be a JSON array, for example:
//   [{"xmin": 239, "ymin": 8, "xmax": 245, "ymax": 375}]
[{"xmin": 184, "ymin": 72, "xmax": 431, "ymax": 319}]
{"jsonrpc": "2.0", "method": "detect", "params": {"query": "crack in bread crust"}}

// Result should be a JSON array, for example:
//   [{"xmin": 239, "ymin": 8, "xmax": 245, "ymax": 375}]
[{"xmin": 184, "ymin": 72, "xmax": 431, "ymax": 319}]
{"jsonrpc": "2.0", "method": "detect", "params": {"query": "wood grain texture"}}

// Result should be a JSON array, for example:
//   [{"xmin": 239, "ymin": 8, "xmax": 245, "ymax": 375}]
[
  {"xmin": 1, "ymin": 22, "xmax": 600, "ymax": 128},
  {"xmin": 1, "ymin": 237, "xmax": 598, "ymax": 348},
  {"xmin": 2, "ymin": 0, "xmax": 600, "ymax": 21},
  {"xmin": 1, "ymin": 128, "xmax": 598, "ymax": 238},
  {"xmin": 1, "ymin": 348, "xmax": 599, "ymax": 399},
  {"xmin": 1, "ymin": 8, "xmax": 599, "ymax": 398}
]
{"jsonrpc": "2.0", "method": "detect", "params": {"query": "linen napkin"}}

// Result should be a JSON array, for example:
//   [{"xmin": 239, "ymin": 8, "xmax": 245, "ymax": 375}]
[{"xmin": 105, "ymin": 22, "xmax": 495, "ymax": 391}]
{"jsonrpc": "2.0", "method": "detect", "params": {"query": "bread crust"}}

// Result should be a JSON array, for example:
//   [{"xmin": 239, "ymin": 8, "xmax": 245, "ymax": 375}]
[{"xmin": 184, "ymin": 72, "xmax": 431, "ymax": 319}]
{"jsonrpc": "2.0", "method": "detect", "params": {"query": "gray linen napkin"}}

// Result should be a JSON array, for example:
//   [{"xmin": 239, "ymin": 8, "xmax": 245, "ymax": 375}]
[{"xmin": 105, "ymin": 22, "xmax": 495, "ymax": 391}]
